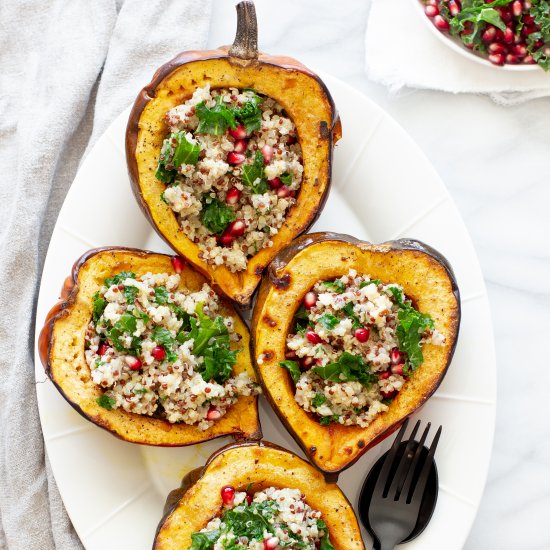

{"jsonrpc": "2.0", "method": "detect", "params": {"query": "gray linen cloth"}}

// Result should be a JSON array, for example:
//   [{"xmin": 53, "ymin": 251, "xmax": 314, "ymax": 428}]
[{"xmin": 0, "ymin": 1, "xmax": 212, "ymax": 548}]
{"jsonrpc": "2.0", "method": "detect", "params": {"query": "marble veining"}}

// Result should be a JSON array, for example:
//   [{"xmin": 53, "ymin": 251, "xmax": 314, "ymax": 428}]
[{"xmin": 208, "ymin": 1, "xmax": 550, "ymax": 548}]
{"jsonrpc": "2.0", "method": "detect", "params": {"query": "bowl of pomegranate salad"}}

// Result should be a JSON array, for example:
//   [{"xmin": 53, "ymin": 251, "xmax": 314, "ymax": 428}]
[
  {"xmin": 85, "ymin": 270, "xmax": 260, "ymax": 430},
  {"xmin": 190, "ymin": 485, "xmax": 335, "ymax": 550},
  {"xmin": 279, "ymin": 270, "xmax": 445, "ymax": 428},
  {"xmin": 155, "ymin": 84, "xmax": 303, "ymax": 273},
  {"xmin": 416, "ymin": 0, "xmax": 550, "ymax": 70}
]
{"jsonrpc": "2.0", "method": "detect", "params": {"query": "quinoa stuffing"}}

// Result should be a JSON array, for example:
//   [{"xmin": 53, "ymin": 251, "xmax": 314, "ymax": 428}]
[
  {"xmin": 190, "ymin": 485, "xmax": 334, "ymax": 550},
  {"xmin": 156, "ymin": 84, "xmax": 303, "ymax": 273},
  {"xmin": 85, "ymin": 270, "xmax": 260, "ymax": 429},
  {"xmin": 280, "ymin": 270, "xmax": 445, "ymax": 428}
]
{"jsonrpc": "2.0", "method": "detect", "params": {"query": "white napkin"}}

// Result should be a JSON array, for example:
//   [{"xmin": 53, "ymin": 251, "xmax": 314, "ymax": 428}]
[
  {"xmin": 0, "ymin": 1, "xmax": 211, "ymax": 548},
  {"xmin": 365, "ymin": 0, "xmax": 550, "ymax": 105}
]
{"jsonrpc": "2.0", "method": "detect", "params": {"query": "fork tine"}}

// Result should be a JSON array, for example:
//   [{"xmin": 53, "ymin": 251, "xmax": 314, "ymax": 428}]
[
  {"xmin": 386, "ymin": 419, "xmax": 421, "ymax": 499},
  {"xmin": 407, "ymin": 425, "xmax": 442, "ymax": 504},
  {"xmin": 372, "ymin": 418, "xmax": 409, "ymax": 497},
  {"xmin": 400, "ymin": 422, "xmax": 431, "ymax": 500}
]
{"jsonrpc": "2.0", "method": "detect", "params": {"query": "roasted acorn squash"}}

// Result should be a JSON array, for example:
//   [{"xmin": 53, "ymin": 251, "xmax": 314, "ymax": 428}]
[
  {"xmin": 154, "ymin": 441, "xmax": 364, "ymax": 549},
  {"xmin": 126, "ymin": 1, "xmax": 341, "ymax": 305},
  {"xmin": 252, "ymin": 233, "xmax": 460, "ymax": 477},
  {"xmin": 39, "ymin": 247, "xmax": 261, "ymax": 446}
]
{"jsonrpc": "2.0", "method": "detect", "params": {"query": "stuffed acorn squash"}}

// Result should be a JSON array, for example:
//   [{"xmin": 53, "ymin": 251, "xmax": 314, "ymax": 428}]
[
  {"xmin": 126, "ymin": 1, "xmax": 341, "ymax": 305},
  {"xmin": 154, "ymin": 441, "xmax": 364, "ymax": 549},
  {"xmin": 39, "ymin": 247, "xmax": 261, "ymax": 446},
  {"xmin": 252, "ymin": 233, "xmax": 460, "ymax": 477}
]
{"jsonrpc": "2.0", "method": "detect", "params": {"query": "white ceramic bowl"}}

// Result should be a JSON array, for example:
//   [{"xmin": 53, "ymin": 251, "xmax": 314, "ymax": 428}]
[{"xmin": 411, "ymin": 0, "xmax": 539, "ymax": 71}]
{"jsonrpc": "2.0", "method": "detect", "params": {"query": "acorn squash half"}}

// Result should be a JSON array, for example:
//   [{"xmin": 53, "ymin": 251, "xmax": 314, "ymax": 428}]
[
  {"xmin": 252, "ymin": 233, "xmax": 460, "ymax": 477},
  {"xmin": 126, "ymin": 1, "xmax": 341, "ymax": 305},
  {"xmin": 154, "ymin": 440, "xmax": 364, "ymax": 549},
  {"xmin": 38, "ymin": 247, "xmax": 261, "ymax": 446}
]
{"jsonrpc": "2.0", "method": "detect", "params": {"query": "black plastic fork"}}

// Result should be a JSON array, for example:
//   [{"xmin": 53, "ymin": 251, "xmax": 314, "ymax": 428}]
[{"xmin": 366, "ymin": 419, "xmax": 442, "ymax": 550}]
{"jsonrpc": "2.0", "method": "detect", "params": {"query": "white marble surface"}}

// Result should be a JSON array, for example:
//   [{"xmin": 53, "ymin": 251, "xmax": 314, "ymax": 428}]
[{"xmin": 208, "ymin": 1, "xmax": 550, "ymax": 548}]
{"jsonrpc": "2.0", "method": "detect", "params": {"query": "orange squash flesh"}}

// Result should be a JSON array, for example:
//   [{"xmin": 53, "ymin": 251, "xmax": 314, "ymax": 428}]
[
  {"xmin": 252, "ymin": 233, "xmax": 460, "ymax": 477},
  {"xmin": 154, "ymin": 441, "xmax": 364, "ymax": 549},
  {"xmin": 39, "ymin": 247, "xmax": 261, "ymax": 446}
]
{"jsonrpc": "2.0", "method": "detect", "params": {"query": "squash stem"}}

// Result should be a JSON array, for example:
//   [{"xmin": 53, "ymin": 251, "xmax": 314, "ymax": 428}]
[{"xmin": 229, "ymin": 1, "xmax": 258, "ymax": 60}]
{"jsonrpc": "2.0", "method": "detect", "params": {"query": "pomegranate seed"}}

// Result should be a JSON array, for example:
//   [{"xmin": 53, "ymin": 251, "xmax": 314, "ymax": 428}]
[
  {"xmin": 246, "ymin": 494, "xmax": 253, "ymax": 505},
  {"xmin": 268, "ymin": 177, "xmax": 282, "ymax": 189},
  {"xmin": 425, "ymin": 4, "xmax": 439, "ymax": 17},
  {"xmin": 228, "ymin": 124, "xmax": 247, "ymax": 139},
  {"xmin": 482, "ymin": 26, "xmax": 496, "ymax": 42},
  {"xmin": 306, "ymin": 330, "xmax": 322, "ymax": 344},
  {"xmin": 277, "ymin": 185, "xmax": 292, "ymax": 198},
  {"xmin": 391, "ymin": 364, "xmax": 404, "ymax": 375},
  {"xmin": 496, "ymin": 7, "xmax": 512, "ymax": 22},
  {"xmin": 151, "ymin": 346, "xmax": 166, "ymax": 361},
  {"xmin": 523, "ymin": 14, "xmax": 534, "ymax": 25},
  {"xmin": 98, "ymin": 343, "xmax": 109, "ymax": 356},
  {"xmin": 522, "ymin": 24, "xmax": 537, "ymax": 37},
  {"xmin": 512, "ymin": 0, "xmax": 522, "ymax": 16},
  {"xmin": 488, "ymin": 53, "xmax": 505, "ymax": 65},
  {"xmin": 171, "ymin": 256, "xmax": 185, "ymax": 274},
  {"xmin": 390, "ymin": 348, "xmax": 402, "ymax": 365},
  {"xmin": 207, "ymin": 406, "xmax": 222, "ymax": 421},
  {"xmin": 301, "ymin": 356, "xmax": 315, "ymax": 369},
  {"xmin": 303, "ymin": 291, "xmax": 317, "ymax": 309},
  {"xmin": 219, "ymin": 233, "xmax": 235, "ymax": 247},
  {"xmin": 426, "ymin": 0, "xmax": 438, "ymax": 5},
  {"xmin": 503, "ymin": 27, "xmax": 514, "ymax": 44},
  {"xmin": 225, "ymin": 187, "xmax": 241, "ymax": 205},
  {"xmin": 125, "ymin": 356, "xmax": 142, "ymax": 371},
  {"xmin": 523, "ymin": 55, "xmax": 535, "ymax": 64},
  {"xmin": 227, "ymin": 152, "xmax": 245, "ymax": 165},
  {"xmin": 506, "ymin": 53, "xmax": 520, "ymax": 63},
  {"xmin": 233, "ymin": 139, "xmax": 248, "ymax": 154},
  {"xmin": 354, "ymin": 328, "xmax": 370, "ymax": 343},
  {"xmin": 381, "ymin": 390, "xmax": 397, "ymax": 400},
  {"xmin": 261, "ymin": 144, "xmax": 273, "ymax": 163},
  {"xmin": 285, "ymin": 350, "xmax": 297, "ymax": 359},
  {"xmin": 448, "ymin": 0, "xmax": 460, "ymax": 16},
  {"xmin": 264, "ymin": 537, "xmax": 279, "ymax": 550},
  {"xmin": 513, "ymin": 43, "xmax": 527, "ymax": 56},
  {"xmin": 379, "ymin": 371, "xmax": 391, "ymax": 380},
  {"xmin": 494, "ymin": 29, "xmax": 505, "ymax": 42},
  {"xmin": 488, "ymin": 42, "xmax": 506, "ymax": 54},
  {"xmin": 433, "ymin": 15, "xmax": 449, "ymax": 30},
  {"xmin": 220, "ymin": 485, "xmax": 235, "ymax": 505},
  {"xmin": 227, "ymin": 219, "xmax": 246, "ymax": 237}
]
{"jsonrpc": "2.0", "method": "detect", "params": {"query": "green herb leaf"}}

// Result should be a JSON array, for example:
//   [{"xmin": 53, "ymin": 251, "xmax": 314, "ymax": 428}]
[
  {"xmin": 123, "ymin": 285, "xmax": 138, "ymax": 304},
  {"xmin": 171, "ymin": 132, "xmax": 201, "ymax": 167},
  {"xmin": 156, "ymin": 138, "xmax": 176, "ymax": 184},
  {"xmin": 279, "ymin": 360, "xmax": 301, "ymax": 383},
  {"xmin": 190, "ymin": 530, "xmax": 220, "ymax": 550},
  {"xmin": 96, "ymin": 394, "xmax": 116, "ymax": 410},
  {"xmin": 106, "ymin": 312, "xmax": 141, "ymax": 355},
  {"xmin": 322, "ymin": 279, "xmax": 346, "ymax": 293},
  {"xmin": 153, "ymin": 286, "xmax": 169, "ymax": 304},
  {"xmin": 242, "ymin": 150, "xmax": 268, "ymax": 193},
  {"xmin": 319, "ymin": 415, "xmax": 340, "ymax": 426},
  {"xmin": 200, "ymin": 196, "xmax": 236, "ymax": 235},
  {"xmin": 196, "ymin": 96, "xmax": 237, "ymax": 135},
  {"xmin": 294, "ymin": 304, "xmax": 309, "ymax": 321},
  {"xmin": 342, "ymin": 302, "xmax": 362, "ymax": 329},
  {"xmin": 191, "ymin": 303, "xmax": 230, "ymax": 357},
  {"xmin": 201, "ymin": 342, "xmax": 238, "ymax": 384},
  {"xmin": 317, "ymin": 313, "xmax": 340, "ymax": 330},
  {"xmin": 133, "ymin": 388, "xmax": 148, "ymax": 395},
  {"xmin": 233, "ymin": 91, "xmax": 264, "ymax": 134},
  {"xmin": 280, "ymin": 172, "xmax": 292, "ymax": 185},
  {"xmin": 92, "ymin": 292, "xmax": 107, "ymax": 323},
  {"xmin": 151, "ymin": 326, "xmax": 178, "ymax": 363},
  {"xmin": 104, "ymin": 271, "xmax": 136, "ymax": 288},
  {"xmin": 387, "ymin": 286, "xmax": 435, "ymax": 370},
  {"xmin": 359, "ymin": 279, "xmax": 381, "ymax": 288},
  {"xmin": 312, "ymin": 352, "xmax": 377, "ymax": 387},
  {"xmin": 312, "ymin": 393, "xmax": 327, "ymax": 407}
]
